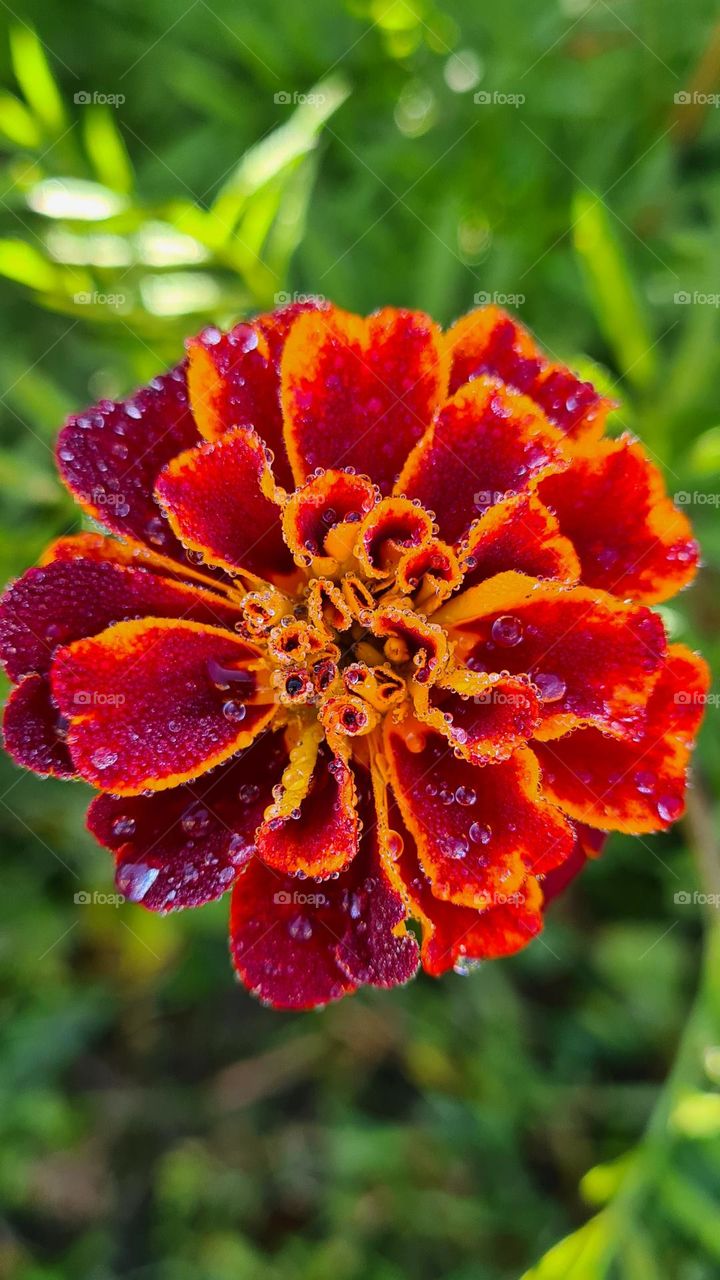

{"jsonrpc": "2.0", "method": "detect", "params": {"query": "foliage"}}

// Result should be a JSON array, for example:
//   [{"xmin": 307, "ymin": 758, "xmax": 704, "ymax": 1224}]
[{"xmin": 0, "ymin": 1, "xmax": 719, "ymax": 1276}]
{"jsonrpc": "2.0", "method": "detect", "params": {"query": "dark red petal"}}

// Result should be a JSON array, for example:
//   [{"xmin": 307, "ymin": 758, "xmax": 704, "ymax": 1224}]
[
  {"xmin": 87, "ymin": 729, "xmax": 288, "ymax": 912},
  {"xmin": 56, "ymin": 364, "xmax": 201, "ymax": 564},
  {"xmin": 438, "ymin": 572, "xmax": 667, "ymax": 741},
  {"xmin": 397, "ymin": 377, "xmax": 568, "ymax": 546},
  {"xmin": 155, "ymin": 427, "xmax": 296, "ymax": 586},
  {"xmin": 257, "ymin": 742, "xmax": 358, "ymax": 878},
  {"xmin": 51, "ymin": 618, "xmax": 274, "ymax": 794},
  {"xmin": 538, "ymin": 436, "xmax": 700, "ymax": 603},
  {"xmin": 542, "ymin": 825, "xmax": 607, "ymax": 904},
  {"xmin": 281, "ymin": 307, "xmax": 449, "ymax": 495},
  {"xmin": 459, "ymin": 492, "xmax": 580, "ymax": 589},
  {"xmin": 446, "ymin": 307, "xmax": 613, "ymax": 441},
  {"xmin": 0, "ymin": 558, "xmax": 242, "ymax": 683},
  {"xmin": 3, "ymin": 674, "xmax": 74, "ymax": 778},
  {"xmin": 230, "ymin": 769, "xmax": 418, "ymax": 1010},
  {"xmin": 533, "ymin": 645, "xmax": 710, "ymax": 833},
  {"xmin": 381, "ymin": 788, "xmax": 545, "ymax": 977},
  {"xmin": 385, "ymin": 719, "xmax": 574, "ymax": 908}
]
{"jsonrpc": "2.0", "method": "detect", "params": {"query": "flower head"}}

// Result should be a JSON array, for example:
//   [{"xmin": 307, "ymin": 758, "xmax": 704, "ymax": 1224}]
[{"xmin": 0, "ymin": 300, "xmax": 708, "ymax": 1008}]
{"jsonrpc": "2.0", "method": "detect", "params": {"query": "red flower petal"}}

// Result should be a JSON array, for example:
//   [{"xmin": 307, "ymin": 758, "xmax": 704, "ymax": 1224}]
[
  {"xmin": 438, "ymin": 572, "xmax": 667, "ymax": 740},
  {"xmin": 281, "ymin": 307, "xmax": 449, "ymax": 495},
  {"xmin": 155, "ymin": 427, "xmax": 296, "ymax": 586},
  {"xmin": 412, "ymin": 669, "xmax": 539, "ymax": 764},
  {"xmin": 88, "ymin": 729, "xmax": 288, "ymax": 911},
  {"xmin": 379, "ymin": 786, "xmax": 545, "ymax": 976},
  {"xmin": 533, "ymin": 644, "xmax": 710, "ymax": 833},
  {"xmin": 230, "ymin": 768, "xmax": 418, "ymax": 1010},
  {"xmin": 56, "ymin": 365, "xmax": 201, "ymax": 563},
  {"xmin": 385, "ymin": 719, "xmax": 574, "ymax": 907},
  {"xmin": 3, "ymin": 674, "xmax": 74, "ymax": 778},
  {"xmin": 0, "ymin": 557, "xmax": 242, "ymax": 683},
  {"xmin": 542, "ymin": 825, "xmax": 607, "ymax": 904},
  {"xmin": 186, "ymin": 302, "xmax": 327, "ymax": 490},
  {"xmin": 257, "ymin": 741, "xmax": 359, "ymax": 878},
  {"xmin": 538, "ymin": 436, "xmax": 700, "ymax": 603},
  {"xmin": 446, "ymin": 307, "xmax": 613, "ymax": 441},
  {"xmin": 51, "ymin": 618, "xmax": 274, "ymax": 794},
  {"xmin": 459, "ymin": 492, "xmax": 580, "ymax": 589},
  {"xmin": 397, "ymin": 377, "xmax": 568, "ymax": 546}
]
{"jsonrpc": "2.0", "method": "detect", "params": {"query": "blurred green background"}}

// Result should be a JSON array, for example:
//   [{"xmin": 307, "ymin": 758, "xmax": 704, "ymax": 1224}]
[{"xmin": 1, "ymin": 1, "xmax": 719, "ymax": 1276}]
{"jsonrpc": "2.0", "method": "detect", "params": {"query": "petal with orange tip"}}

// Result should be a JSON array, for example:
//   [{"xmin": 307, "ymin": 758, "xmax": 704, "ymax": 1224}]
[
  {"xmin": 88, "ymin": 728, "xmax": 288, "ymax": 912},
  {"xmin": 230, "ymin": 766, "xmax": 418, "ymax": 1009},
  {"xmin": 281, "ymin": 307, "xmax": 449, "ymax": 495},
  {"xmin": 281, "ymin": 469, "xmax": 377, "ymax": 572},
  {"xmin": 538, "ymin": 436, "xmax": 700, "ymax": 604},
  {"xmin": 355, "ymin": 497, "xmax": 434, "ymax": 579},
  {"xmin": 412, "ymin": 668, "xmax": 539, "ymax": 764},
  {"xmin": 56, "ymin": 364, "xmax": 201, "ymax": 564},
  {"xmin": 186, "ymin": 302, "xmax": 328, "ymax": 489},
  {"xmin": 384, "ymin": 718, "xmax": 574, "ymax": 908},
  {"xmin": 370, "ymin": 604, "xmax": 448, "ymax": 686},
  {"xmin": 155, "ymin": 427, "xmax": 296, "ymax": 586},
  {"xmin": 437, "ymin": 572, "xmax": 667, "ymax": 741},
  {"xmin": 51, "ymin": 618, "xmax": 274, "ymax": 794},
  {"xmin": 0, "ymin": 557, "xmax": 242, "ymax": 684},
  {"xmin": 533, "ymin": 645, "xmax": 709, "ymax": 833},
  {"xmin": 446, "ymin": 306, "xmax": 613, "ymax": 441},
  {"xmin": 396, "ymin": 377, "xmax": 568, "ymax": 546},
  {"xmin": 257, "ymin": 740, "xmax": 359, "ymax": 878},
  {"xmin": 396, "ymin": 539, "xmax": 462, "ymax": 606},
  {"xmin": 375, "ymin": 773, "xmax": 546, "ymax": 976},
  {"xmin": 459, "ymin": 492, "xmax": 580, "ymax": 590}
]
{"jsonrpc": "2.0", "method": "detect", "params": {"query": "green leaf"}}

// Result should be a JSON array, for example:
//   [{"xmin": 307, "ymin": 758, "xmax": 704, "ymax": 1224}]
[
  {"xmin": 572, "ymin": 191, "xmax": 656, "ymax": 394},
  {"xmin": 0, "ymin": 239, "xmax": 59, "ymax": 291},
  {"xmin": 522, "ymin": 1212, "xmax": 610, "ymax": 1279},
  {"xmin": 81, "ymin": 107, "xmax": 134, "ymax": 195},
  {"xmin": 0, "ymin": 93, "xmax": 41, "ymax": 148},
  {"xmin": 9, "ymin": 26, "xmax": 67, "ymax": 137}
]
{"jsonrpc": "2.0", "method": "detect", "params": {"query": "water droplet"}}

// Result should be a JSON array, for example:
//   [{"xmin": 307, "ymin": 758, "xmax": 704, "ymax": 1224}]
[
  {"xmin": 116, "ymin": 861, "xmax": 159, "ymax": 902},
  {"xmin": 634, "ymin": 770, "xmax": 656, "ymax": 795},
  {"xmin": 223, "ymin": 700, "xmax": 247, "ymax": 722},
  {"xmin": 182, "ymin": 805, "xmax": 211, "ymax": 835},
  {"xmin": 491, "ymin": 615, "xmax": 523, "ymax": 647},
  {"xmin": 469, "ymin": 822, "xmax": 492, "ymax": 845},
  {"xmin": 288, "ymin": 914, "xmax": 313, "ymax": 941},
  {"xmin": 533, "ymin": 672, "xmax": 566, "ymax": 703},
  {"xmin": 111, "ymin": 814, "xmax": 136, "ymax": 839},
  {"xmin": 91, "ymin": 748, "xmax": 118, "ymax": 771},
  {"xmin": 455, "ymin": 785, "xmax": 477, "ymax": 806},
  {"xmin": 442, "ymin": 834, "xmax": 469, "ymax": 860},
  {"xmin": 657, "ymin": 794, "xmax": 682, "ymax": 823}
]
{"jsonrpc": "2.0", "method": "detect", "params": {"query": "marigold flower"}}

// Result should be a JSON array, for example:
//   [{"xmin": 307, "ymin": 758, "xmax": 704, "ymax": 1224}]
[{"xmin": 0, "ymin": 300, "xmax": 708, "ymax": 1008}]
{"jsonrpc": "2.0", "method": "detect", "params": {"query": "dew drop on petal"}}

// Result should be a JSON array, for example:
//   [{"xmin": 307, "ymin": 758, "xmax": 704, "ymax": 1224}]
[
  {"xmin": 491, "ymin": 615, "xmax": 523, "ymax": 647},
  {"xmin": 91, "ymin": 748, "xmax": 118, "ymax": 771},
  {"xmin": 116, "ymin": 862, "xmax": 159, "ymax": 903},
  {"xmin": 533, "ymin": 672, "xmax": 566, "ymax": 703},
  {"xmin": 287, "ymin": 914, "xmax": 313, "ymax": 941},
  {"xmin": 111, "ymin": 814, "xmax": 136, "ymax": 840}
]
